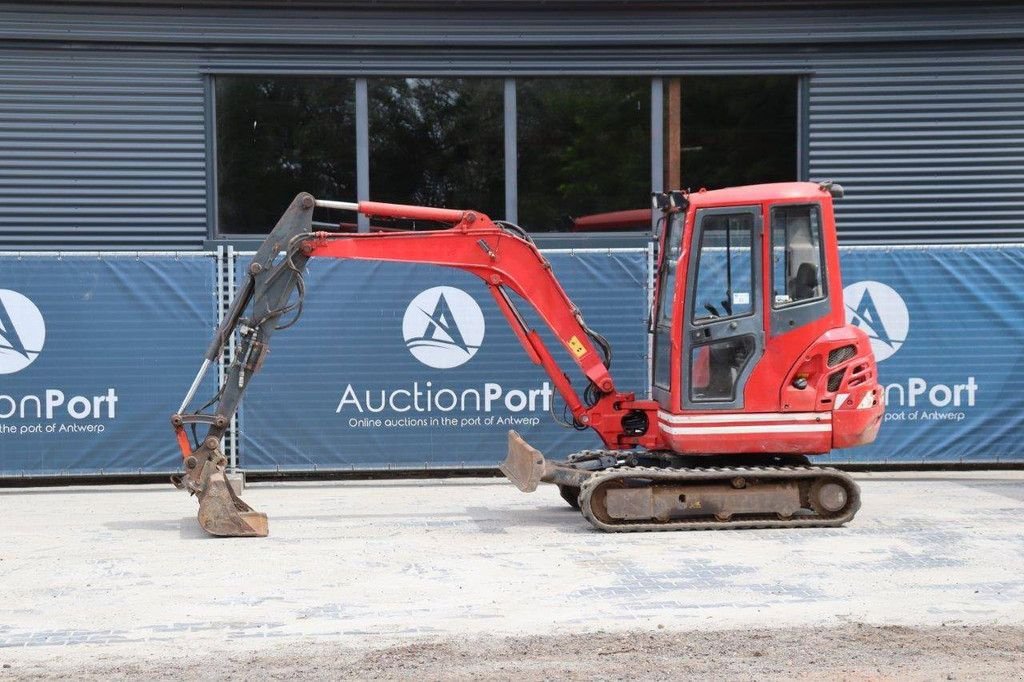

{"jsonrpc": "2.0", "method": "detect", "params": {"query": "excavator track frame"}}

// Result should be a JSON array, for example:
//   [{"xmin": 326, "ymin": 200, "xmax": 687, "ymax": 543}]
[
  {"xmin": 578, "ymin": 464, "xmax": 860, "ymax": 532},
  {"xmin": 502, "ymin": 431, "xmax": 862, "ymax": 532}
]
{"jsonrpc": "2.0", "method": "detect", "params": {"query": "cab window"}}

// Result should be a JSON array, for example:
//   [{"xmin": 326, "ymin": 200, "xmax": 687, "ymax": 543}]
[
  {"xmin": 691, "ymin": 213, "xmax": 754, "ymax": 323},
  {"xmin": 656, "ymin": 219, "xmax": 684, "ymax": 325},
  {"xmin": 652, "ymin": 217, "xmax": 684, "ymax": 391},
  {"xmin": 771, "ymin": 204, "xmax": 826, "ymax": 307}
]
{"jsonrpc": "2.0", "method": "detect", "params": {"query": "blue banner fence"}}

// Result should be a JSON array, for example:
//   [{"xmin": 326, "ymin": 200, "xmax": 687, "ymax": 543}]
[
  {"xmin": 827, "ymin": 245, "xmax": 1024, "ymax": 464},
  {"xmin": 0, "ymin": 252, "xmax": 219, "ymax": 476},
  {"xmin": 0, "ymin": 244, "xmax": 1021, "ymax": 477}
]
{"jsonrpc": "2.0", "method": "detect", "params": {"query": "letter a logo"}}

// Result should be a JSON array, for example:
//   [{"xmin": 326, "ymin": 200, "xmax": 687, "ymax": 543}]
[
  {"xmin": 420, "ymin": 292, "xmax": 471, "ymax": 354},
  {"xmin": 0, "ymin": 289, "xmax": 46, "ymax": 374},
  {"xmin": 402, "ymin": 286, "xmax": 485, "ymax": 369},
  {"xmin": 843, "ymin": 281, "xmax": 909, "ymax": 361}
]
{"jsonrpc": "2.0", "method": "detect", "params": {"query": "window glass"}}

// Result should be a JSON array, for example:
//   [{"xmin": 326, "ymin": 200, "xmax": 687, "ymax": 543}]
[
  {"xmin": 653, "ymin": 216, "xmax": 684, "ymax": 390},
  {"xmin": 771, "ymin": 204, "xmax": 825, "ymax": 307},
  {"xmin": 664, "ymin": 76, "xmax": 797, "ymax": 192},
  {"xmin": 656, "ymin": 218, "xmax": 685, "ymax": 325},
  {"xmin": 692, "ymin": 213, "xmax": 754, "ymax": 323},
  {"xmin": 690, "ymin": 336, "xmax": 755, "ymax": 402},
  {"xmin": 517, "ymin": 78, "xmax": 650, "ymax": 231},
  {"xmin": 369, "ymin": 78, "xmax": 504, "ymax": 226},
  {"xmin": 216, "ymin": 77, "xmax": 357, "ymax": 234}
]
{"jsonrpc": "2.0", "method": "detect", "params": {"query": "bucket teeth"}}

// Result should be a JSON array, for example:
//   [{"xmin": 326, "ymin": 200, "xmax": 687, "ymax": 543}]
[{"xmin": 195, "ymin": 467, "xmax": 268, "ymax": 537}]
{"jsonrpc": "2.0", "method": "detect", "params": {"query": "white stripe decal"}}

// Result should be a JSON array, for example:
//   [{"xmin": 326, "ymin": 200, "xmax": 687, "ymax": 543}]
[
  {"xmin": 661, "ymin": 424, "xmax": 832, "ymax": 436},
  {"xmin": 833, "ymin": 394, "xmax": 849, "ymax": 411},
  {"xmin": 657, "ymin": 410, "xmax": 830, "ymax": 424}
]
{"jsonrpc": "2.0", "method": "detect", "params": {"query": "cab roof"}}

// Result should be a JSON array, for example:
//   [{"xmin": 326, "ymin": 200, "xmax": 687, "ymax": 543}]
[{"xmin": 685, "ymin": 182, "xmax": 831, "ymax": 208}]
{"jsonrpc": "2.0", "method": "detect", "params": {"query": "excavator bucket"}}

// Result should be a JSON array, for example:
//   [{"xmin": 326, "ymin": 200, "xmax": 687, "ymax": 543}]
[
  {"xmin": 195, "ymin": 465, "xmax": 268, "ymax": 537},
  {"xmin": 500, "ymin": 430, "xmax": 547, "ymax": 492}
]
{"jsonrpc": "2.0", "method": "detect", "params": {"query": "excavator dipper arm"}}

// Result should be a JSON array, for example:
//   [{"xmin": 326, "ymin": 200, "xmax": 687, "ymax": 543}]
[
  {"xmin": 170, "ymin": 193, "xmax": 320, "ymax": 536},
  {"xmin": 172, "ymin": 193, "xmax": 657, "ymax": 536}
]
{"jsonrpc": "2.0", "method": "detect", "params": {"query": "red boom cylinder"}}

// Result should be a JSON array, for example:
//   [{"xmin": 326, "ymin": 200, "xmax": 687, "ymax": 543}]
[{"xmin": 358, "ymin": 201, "xmax": 469, "ymax": 224}]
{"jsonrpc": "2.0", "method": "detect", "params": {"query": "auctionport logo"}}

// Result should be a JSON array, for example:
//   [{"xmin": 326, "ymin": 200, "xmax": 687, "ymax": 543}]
[
  {"xmin": 402, "ymin": 286, "xmax": 485, "ymax": 369},
  {"xmin": 0, "ymin": 289, "xmax": 45, "ymax": 374},
  {"xmin": 843, "ymin": 281, "xmax": 909, "ymax": 362}
]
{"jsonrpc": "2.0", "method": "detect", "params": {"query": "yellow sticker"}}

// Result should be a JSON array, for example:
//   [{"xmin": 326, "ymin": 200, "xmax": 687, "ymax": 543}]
[{"xmin": 568, "ymin": 335, "xmax": 588, "ymax": 358}]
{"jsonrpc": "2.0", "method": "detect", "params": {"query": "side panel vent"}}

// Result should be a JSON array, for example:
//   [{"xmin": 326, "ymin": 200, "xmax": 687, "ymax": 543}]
[
  {"xmin": 827, "ymin": 369, "xmax": 845, "ymax": 392},
  {"xmin": 828, "ymin": 345, "xmax": 856, "ymax": 367}
]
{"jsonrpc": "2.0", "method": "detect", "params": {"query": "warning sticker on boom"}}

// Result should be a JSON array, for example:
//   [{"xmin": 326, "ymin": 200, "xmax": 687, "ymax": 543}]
[{"xmin": 568, "ymin": 335, "xmax": 588, "ymax": 358}]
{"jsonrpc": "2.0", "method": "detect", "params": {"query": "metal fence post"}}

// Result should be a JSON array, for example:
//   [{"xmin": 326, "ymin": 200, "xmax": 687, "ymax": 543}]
[{"xmin": 226, "ymin": 244, "xmax": 239, "ymax": 472}]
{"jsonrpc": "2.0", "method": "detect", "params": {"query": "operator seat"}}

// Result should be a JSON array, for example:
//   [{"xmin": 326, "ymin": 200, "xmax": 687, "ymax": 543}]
[{"xmin": 790, "ymin": 262, "xmax": 820, "ymax": 301}]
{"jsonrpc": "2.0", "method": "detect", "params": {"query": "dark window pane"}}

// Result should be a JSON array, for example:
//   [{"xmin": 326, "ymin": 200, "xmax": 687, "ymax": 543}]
[
  {"xmin": 518, "ymin": 78, "xmax": 651, "ymax": 231},
  {"xmin": 653, "ymin": 327, "xmax": 672, "ymax": 389},
  {"xmin": 665, "ymin": 76, "xmax": 797, "ymax": 192},
  {"xmin": 369, "ymin": 78, "xmax": 504, "ymax": 226},
  {"xmin": 216, "ymin": 77, "xmax": 356, "ymax": 234}
]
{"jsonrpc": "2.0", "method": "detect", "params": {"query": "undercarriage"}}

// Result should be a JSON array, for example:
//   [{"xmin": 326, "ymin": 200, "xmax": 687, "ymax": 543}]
[{"xmin": 501, "ymin": 430, "xmax": 860, "ymax": 532}]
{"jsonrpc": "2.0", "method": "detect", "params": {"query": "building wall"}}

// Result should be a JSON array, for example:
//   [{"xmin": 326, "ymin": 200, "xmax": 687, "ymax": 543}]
[
  {"xmin": 0, "ymin": 47, "xmax": 206, "ymax": 249},
  {"xmin": 0, "ymin": 1, "xmax": 1022, "ymax": 248}
]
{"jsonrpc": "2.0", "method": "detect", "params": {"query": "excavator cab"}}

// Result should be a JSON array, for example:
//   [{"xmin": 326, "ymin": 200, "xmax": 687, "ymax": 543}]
[{"xmin": 650, "ymin": 182, "xmax": 882, "ymax": 457}]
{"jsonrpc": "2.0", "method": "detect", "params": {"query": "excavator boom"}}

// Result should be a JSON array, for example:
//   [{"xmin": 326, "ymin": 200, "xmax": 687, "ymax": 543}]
[{"xmin": 171, "ymin": 193, "xmax": 658, "ymax": 536}]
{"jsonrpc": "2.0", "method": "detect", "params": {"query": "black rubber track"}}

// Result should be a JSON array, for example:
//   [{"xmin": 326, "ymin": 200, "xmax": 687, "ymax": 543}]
[{"xmin": 578, "ymin": 465, "xmax": 861, "ymax": 532}]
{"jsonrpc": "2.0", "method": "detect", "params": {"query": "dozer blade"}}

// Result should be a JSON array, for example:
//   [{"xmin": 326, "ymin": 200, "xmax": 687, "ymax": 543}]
[
  {"xmin": 501, "ymin": 430, "xmax": 547, "ymax": 492},
  {"xmin": 196, "ymin": 467, "xmax": 268, "ymax": 537},
  {"xmin": 500, "ymin": 430, "xmax": 592, "ymax": 493}
]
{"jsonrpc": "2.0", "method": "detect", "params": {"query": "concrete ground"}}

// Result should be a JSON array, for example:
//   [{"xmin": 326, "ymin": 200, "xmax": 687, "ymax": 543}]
[{"xmin": 1, "ymin": 471, "xmax": 1023, "ymax": 679}]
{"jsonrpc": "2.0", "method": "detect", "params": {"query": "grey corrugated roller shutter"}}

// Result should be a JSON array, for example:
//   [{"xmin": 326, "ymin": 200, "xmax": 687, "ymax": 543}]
[
  {"xmin": 0, "ymin": 1, "xmax": 1022, "ymax": 47},
  {"xmin": 808, "ymin": 49, "xmax": 1024, "ymax": 244},
  {"xmin": 0, "ymin": 2, "xmax": 1022, "ymax": 248},
  {"xmin": 0, "ymin": 47, "xmax": 206, "ymax": 249}
]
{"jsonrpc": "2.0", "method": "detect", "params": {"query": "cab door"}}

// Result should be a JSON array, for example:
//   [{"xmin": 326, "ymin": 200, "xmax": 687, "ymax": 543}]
[{"xmin": 681, "ymin": 206, "xmax": 763, "ymax": 410}]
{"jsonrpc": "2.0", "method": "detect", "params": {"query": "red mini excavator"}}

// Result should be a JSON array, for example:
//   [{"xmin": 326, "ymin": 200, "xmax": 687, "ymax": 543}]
[{"xmin": 171, "ymin": 182, "xmax": 883, "ymax": 537}]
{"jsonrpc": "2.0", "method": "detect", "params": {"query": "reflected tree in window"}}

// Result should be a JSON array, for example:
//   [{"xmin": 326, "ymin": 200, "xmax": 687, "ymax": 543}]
[
  {"xmin": 665, "ymin": 76, "xmax": 797, "ymax": 192},
  {"xmin": 369, "ymin": 78, "xmax": 504, "ymax": 223},
  {"xmin": 518, "ymin": 78, "xmax": 651, "ymax": 231},
  {"xmin": 216, "ymin": 77, "xmax": 356, "ymax": 234}
]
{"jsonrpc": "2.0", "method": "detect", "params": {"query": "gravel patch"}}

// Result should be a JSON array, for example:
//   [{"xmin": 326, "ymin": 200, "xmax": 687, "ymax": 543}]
[{"xmin": 3, "ymin": 624, "xmax": 1022, "ymax": 680}]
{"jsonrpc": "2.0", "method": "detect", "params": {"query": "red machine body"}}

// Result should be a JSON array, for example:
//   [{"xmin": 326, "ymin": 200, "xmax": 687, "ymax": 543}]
[{"xmin": 173, "ymin": 182, "xmax": 882, "ymax": 536}]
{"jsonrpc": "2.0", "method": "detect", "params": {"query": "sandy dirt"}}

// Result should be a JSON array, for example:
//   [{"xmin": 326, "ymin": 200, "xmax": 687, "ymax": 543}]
[{"xmin": 3, "ymin": 625, "xmax": 1022, "ymax": 680}]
